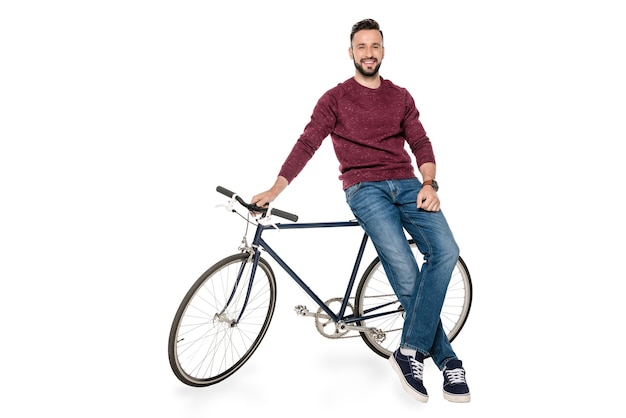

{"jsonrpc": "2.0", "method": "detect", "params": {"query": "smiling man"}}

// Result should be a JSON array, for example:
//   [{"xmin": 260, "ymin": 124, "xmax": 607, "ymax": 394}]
[
  {"xmin": 350, "ymin": 27, "xmax": 383, "ymax": 81},
  {"xmin": 252, "ymin": 18, "xmax": 471, "ymax": 404}
]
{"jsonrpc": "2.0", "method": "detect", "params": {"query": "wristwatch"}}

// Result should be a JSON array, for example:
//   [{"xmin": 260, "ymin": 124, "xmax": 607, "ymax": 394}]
[{"xmin": 422, "ymin": 179, "xmax": 439, "ymax": 192}]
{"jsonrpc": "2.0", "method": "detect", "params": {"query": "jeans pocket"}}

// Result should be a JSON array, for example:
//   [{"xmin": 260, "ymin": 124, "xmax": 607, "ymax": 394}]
[{"xmin": 344, "ymin": 182, "xmax": 362, "ymax": 203}]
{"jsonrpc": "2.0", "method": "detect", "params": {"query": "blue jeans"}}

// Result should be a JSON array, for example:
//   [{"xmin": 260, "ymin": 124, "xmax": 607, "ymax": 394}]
[{"xmin": 345, "ymin": 178, "xmax": 460, "ymax": 370}]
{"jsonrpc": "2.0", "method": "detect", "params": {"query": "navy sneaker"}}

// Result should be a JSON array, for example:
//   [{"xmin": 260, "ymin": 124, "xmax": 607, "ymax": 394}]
[
  {"xmin": 442, "ymin": 359, "xmax": 471, "ymax": 403},
  {"xmin": 389, "ymin": 349, "xmax": 429, "ymax": 402}
]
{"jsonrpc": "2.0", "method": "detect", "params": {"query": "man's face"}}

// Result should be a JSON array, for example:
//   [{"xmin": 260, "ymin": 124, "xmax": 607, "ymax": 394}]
[{"xmin": 349, "ymin": 29, "xmax": 384, "ymax": 77}]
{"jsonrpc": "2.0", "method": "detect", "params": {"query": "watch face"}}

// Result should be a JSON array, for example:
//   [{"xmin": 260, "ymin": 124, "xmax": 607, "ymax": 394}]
[{"xmin": 431, "ymin": 180, "xmax": 439, "ymax": 191}]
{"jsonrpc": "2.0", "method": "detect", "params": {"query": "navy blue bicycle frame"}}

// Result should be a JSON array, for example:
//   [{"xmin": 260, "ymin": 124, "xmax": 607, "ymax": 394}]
[{"xmin": 232, "ymin": 219, "xmax": 399, "ymax": 326}]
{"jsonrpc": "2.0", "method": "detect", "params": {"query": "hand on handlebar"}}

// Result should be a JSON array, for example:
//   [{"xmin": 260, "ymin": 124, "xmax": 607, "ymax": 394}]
[
  {"xmin": 251, "ymin": 190, "xmax": 276, "ymax": 209},
  {"xmin": 252, "ymin": 176, "xmax": 289, "ymax": 208},
  {"xmin": 217, "ymin": 184, "xmax": 298, "ymax": 222}
]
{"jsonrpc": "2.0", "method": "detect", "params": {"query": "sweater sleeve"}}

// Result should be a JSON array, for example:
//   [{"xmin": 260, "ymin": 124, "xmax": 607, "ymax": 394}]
[
  {"xmin": 278, "ymin": 91, "xmax": 337, "ymax": 183},
  {"xmin": 402, "ymin": 91, "xmax": 436, "ymax": 167}
]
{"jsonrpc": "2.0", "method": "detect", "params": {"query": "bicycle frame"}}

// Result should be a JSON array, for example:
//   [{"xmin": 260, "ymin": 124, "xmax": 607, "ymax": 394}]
[{"xmin": 231, "ymin": 219, "xmax": 395, "ymax": 329}]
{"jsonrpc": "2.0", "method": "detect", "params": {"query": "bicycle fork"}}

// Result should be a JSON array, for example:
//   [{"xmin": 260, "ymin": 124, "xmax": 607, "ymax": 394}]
[{"xmin": 216, "ymin": 250, "xmax": 259, "ymax": 327}]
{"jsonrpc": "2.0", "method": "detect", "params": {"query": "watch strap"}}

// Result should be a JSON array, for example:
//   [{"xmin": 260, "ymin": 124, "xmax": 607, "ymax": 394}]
[{"xmin": 423, "ymin": 179, "xmax": 438, "ymax": 191}]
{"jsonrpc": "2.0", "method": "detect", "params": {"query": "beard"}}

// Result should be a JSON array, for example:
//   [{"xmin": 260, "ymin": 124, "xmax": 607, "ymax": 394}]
[{"xmin": 353, "ymin": 58, "xmax": 382, "ymax": 77}]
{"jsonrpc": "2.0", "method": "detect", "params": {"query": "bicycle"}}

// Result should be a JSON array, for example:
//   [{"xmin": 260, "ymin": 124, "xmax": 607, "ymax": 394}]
[{"xmin": 168, "ymin": 186, "xmax": 473, "ymax": 387}]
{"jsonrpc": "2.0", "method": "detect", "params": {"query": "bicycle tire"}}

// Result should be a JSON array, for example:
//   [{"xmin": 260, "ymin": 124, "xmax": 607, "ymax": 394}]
[
  {"xmin": 168, "ymin": 253, "xmax": 277, "ymax": 386},
  {"xmin": 354, "ymin": 239, "xmax": 473, "ymax": 359}
]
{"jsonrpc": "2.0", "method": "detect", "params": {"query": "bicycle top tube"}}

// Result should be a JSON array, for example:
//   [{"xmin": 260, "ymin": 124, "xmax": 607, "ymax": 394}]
[{"xmin": 261, "ymin": 220, "xmax": 361, "ymax": 231}]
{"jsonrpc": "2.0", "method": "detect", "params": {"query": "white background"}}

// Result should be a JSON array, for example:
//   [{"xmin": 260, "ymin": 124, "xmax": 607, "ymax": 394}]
[{"xmin": 1, "ymin": 1, "xmax": 624, "ymax": 416}]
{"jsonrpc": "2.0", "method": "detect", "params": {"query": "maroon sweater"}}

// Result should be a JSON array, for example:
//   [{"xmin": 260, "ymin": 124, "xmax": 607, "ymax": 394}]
[{"xmin": 279, "ymin": 77, "xmax": 436, "ymax": 190}]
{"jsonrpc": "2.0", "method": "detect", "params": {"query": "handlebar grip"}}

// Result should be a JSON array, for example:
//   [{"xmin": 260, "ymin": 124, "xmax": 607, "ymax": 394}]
[
  {"xmin": 270, "ymin": 208, "xmax": 299, "ymax": 223},
  {"xmin": 216, "ymin": 186, "xmax": 235, "ymax": 198}
]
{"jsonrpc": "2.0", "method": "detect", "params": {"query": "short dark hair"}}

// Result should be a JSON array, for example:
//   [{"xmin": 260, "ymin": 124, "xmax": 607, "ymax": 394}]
[{"xmin": 350, "ymin": 18, "xmax": 383, "ymax": 44}]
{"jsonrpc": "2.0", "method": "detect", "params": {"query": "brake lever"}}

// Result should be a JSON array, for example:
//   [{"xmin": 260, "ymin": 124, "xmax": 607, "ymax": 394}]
[{"xmin": 215, "ymin": 193, "xmax": 239, "ymax": 212}]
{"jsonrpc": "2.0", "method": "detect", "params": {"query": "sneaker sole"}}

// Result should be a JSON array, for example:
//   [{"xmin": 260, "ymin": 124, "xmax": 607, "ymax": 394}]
[
  {"xmin": 388, "ymin": 355, "xmax": 429, "ymax": 403},
  {"xmin": 443, "ymin": 390, "xmax": 471, "ymax": 403}
]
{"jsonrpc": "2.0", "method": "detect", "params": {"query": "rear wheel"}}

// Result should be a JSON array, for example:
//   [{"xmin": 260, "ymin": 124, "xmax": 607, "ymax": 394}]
[
  {"xmin": 168, "ymin": 253, "xmax": 276, "ymax": 386},
  {"xmin": 355, "ymin": 240, "xmax": 472, "ymax": 358}
]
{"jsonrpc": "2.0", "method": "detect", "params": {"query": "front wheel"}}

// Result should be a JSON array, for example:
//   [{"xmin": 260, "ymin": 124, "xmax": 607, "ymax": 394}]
[
  {"xmin": 355, "ymin": 240, "xmax": 473, "ymax": 358},
  {"xmin": 168, "ymin": 253, "xmax": 277, "ymax": 386}
]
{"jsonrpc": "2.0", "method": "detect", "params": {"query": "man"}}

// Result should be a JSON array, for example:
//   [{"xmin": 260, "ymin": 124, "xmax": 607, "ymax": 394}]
[{"xmin": 252, "ymin": 18, "xmax": 470, "ymax": 403}]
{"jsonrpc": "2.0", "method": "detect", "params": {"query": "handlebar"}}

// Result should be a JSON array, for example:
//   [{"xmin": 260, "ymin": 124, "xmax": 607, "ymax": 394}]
[{"xmin": 216, "ymin": 186, "xmax": 299, "ymax": 222}]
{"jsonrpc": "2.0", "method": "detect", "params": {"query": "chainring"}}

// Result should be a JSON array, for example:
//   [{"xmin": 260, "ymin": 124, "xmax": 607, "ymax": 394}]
[{"xmin": 314, "ymin": 297, "xmax": 354, "ymax": 338}]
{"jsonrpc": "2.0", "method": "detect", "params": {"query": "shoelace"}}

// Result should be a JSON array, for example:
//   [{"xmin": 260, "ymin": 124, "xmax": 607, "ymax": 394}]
[
  {"xmin": 409, "ymin": 357, "xmax": 424, "ymax": 380},
  {"xmin": 444, "ymin": 367, "xmax": 466, "ymax": 385}
]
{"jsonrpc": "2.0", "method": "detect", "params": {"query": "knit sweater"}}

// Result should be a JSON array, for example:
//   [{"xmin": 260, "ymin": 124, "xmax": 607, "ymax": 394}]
[{"xmin": 279, "ymin": 77, "xmax": 436, "ymax": 190}]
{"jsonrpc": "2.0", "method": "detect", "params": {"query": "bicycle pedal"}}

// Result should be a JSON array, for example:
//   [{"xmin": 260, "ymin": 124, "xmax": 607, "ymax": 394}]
[{"xmin": 294, "ymin": 305, "xmax": 309, "ymax": 316}]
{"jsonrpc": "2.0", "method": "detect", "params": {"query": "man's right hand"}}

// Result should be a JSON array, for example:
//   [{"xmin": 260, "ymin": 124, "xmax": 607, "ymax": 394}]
[{"xmin": 251, "ymin": 176, "xmax": 289, "ymax": 208}]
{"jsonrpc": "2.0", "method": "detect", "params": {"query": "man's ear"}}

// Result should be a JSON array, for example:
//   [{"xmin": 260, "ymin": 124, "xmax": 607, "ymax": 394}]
[{"xmin": 348, "ymin": 47, "xmax": 354, "ymax": 60}]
